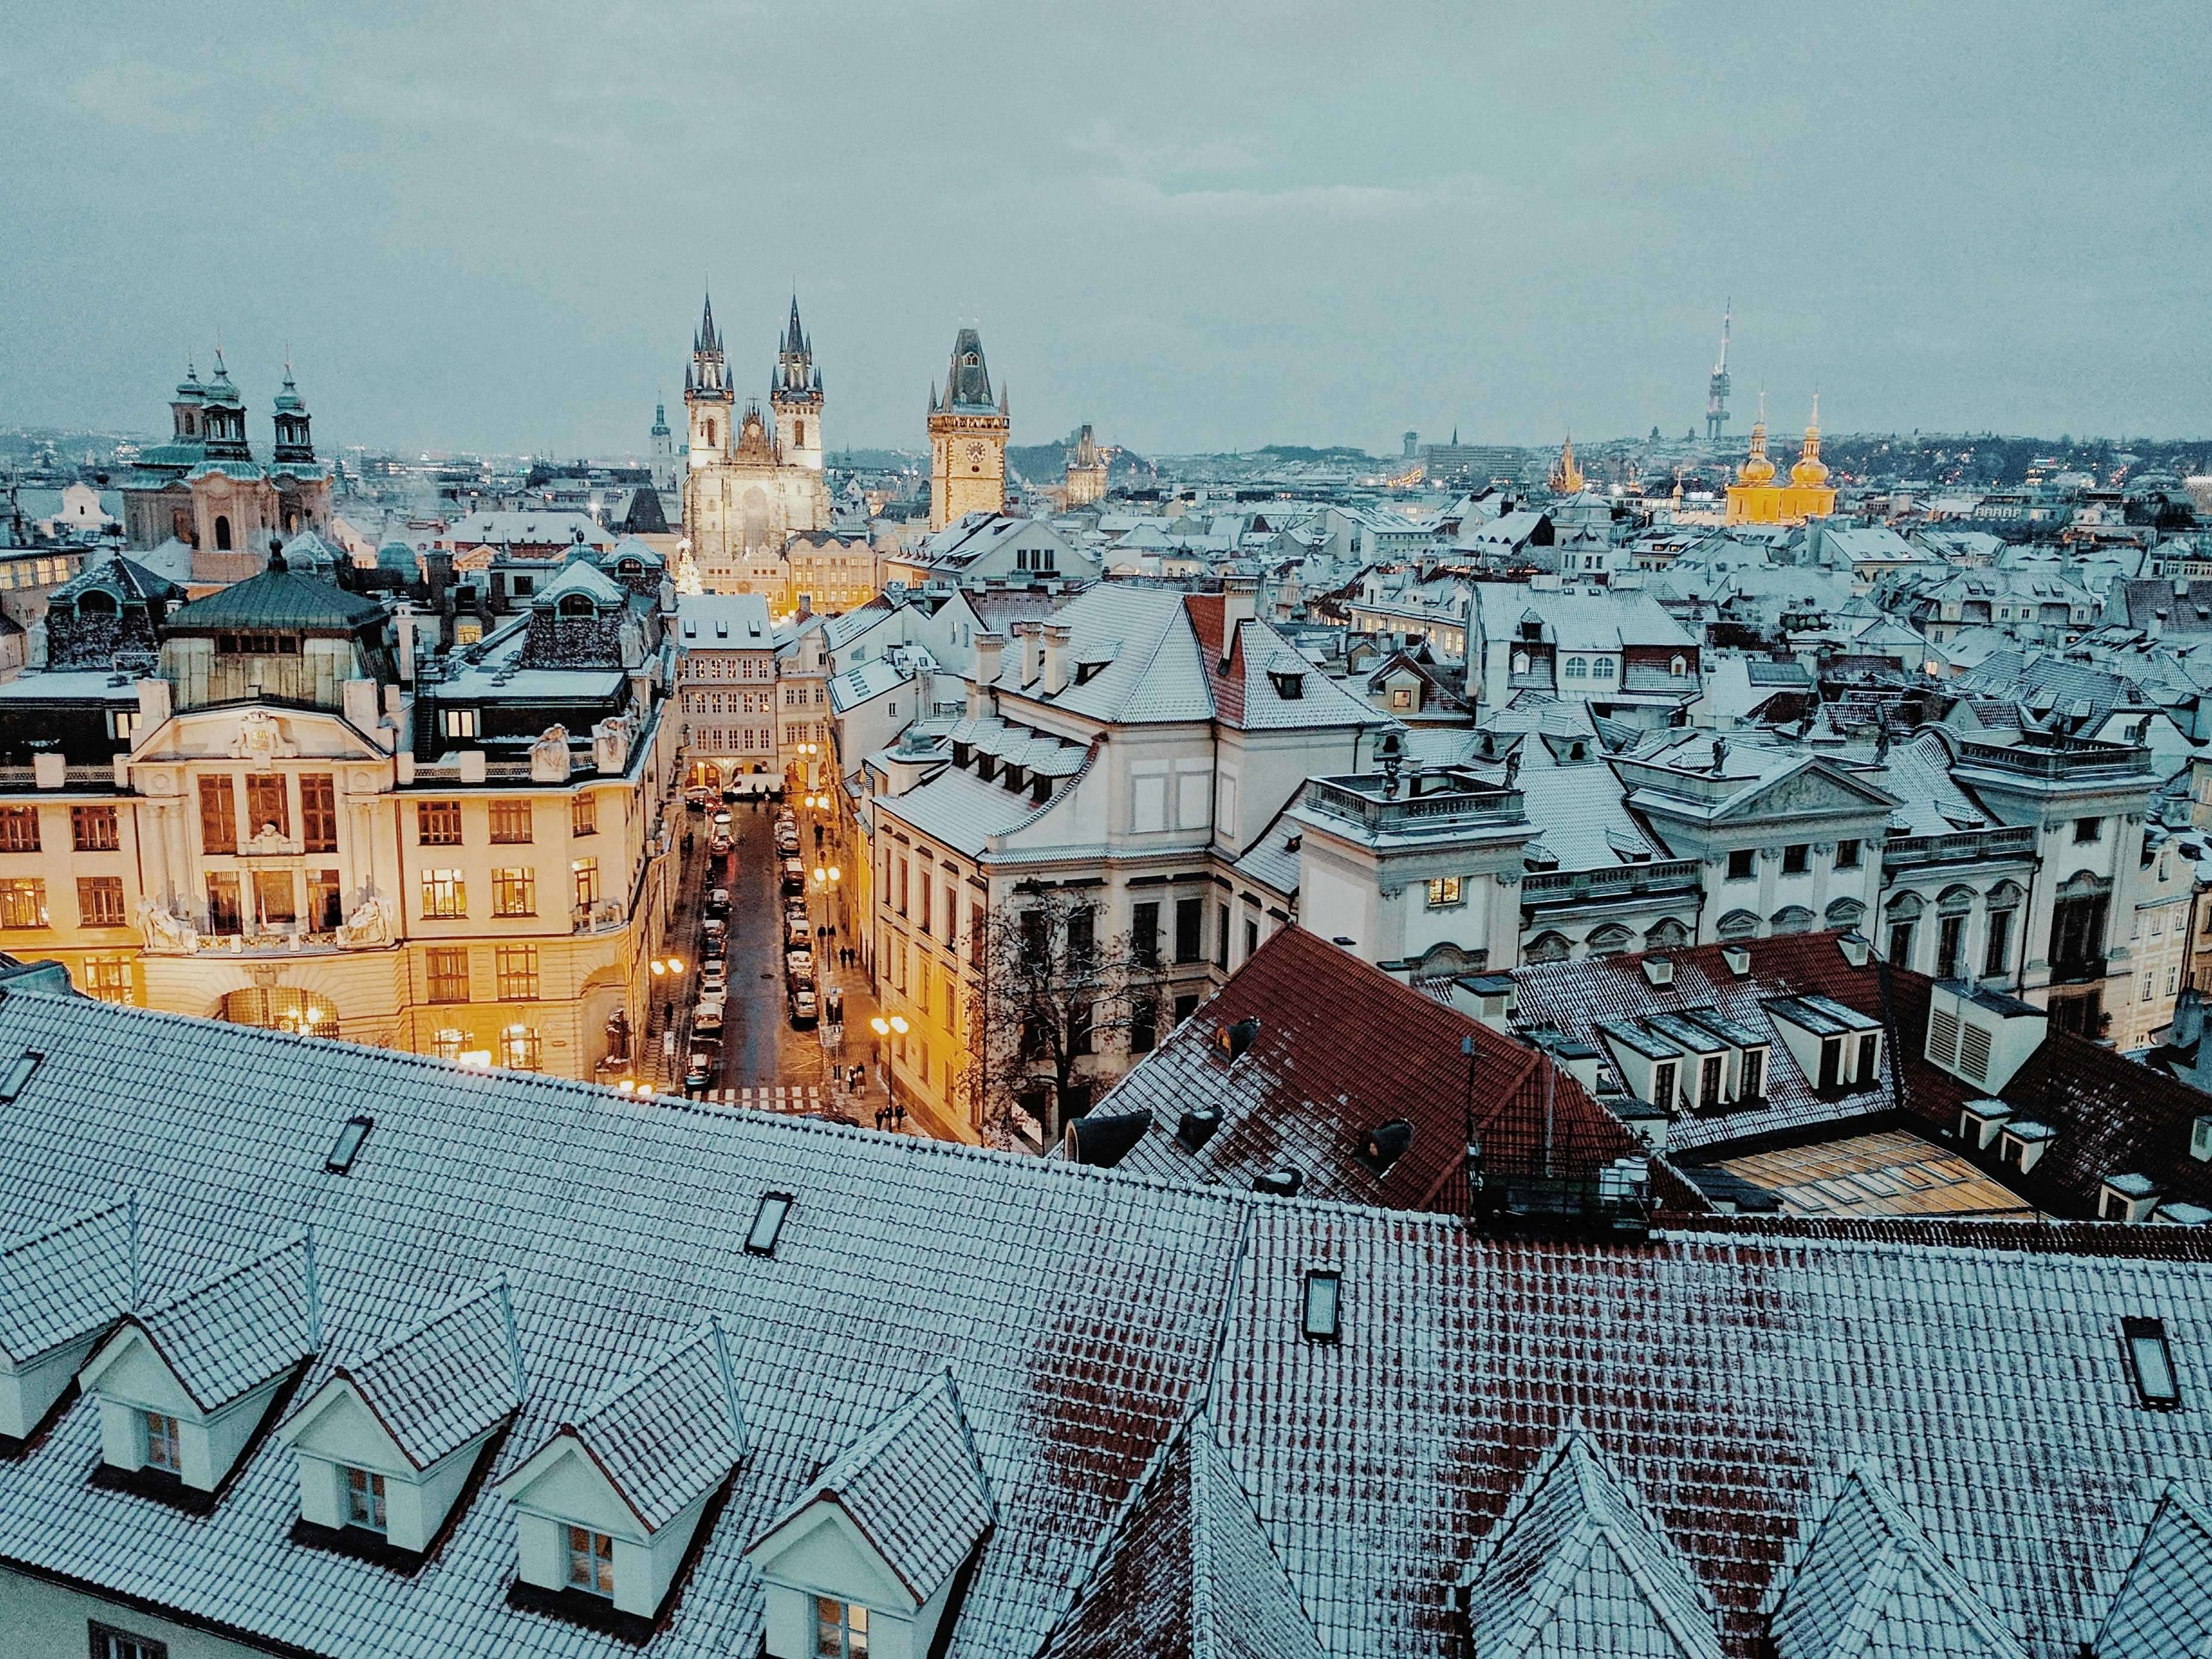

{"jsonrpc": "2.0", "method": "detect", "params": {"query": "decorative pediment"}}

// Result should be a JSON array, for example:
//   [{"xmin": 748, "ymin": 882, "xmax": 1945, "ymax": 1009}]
[
  {"xmin": 229, "ymin": 708, "xmax": 300, "ymax": 762},
  {"xmin": 1718, "ymin": 760, "xmax": 1898, "ymax": 824}
]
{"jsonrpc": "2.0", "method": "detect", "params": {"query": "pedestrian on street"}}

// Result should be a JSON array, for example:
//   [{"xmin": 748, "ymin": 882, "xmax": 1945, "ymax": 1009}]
[{"xmin": 663, "ymin": 999, "xmax": 674, "ymax": 1031}]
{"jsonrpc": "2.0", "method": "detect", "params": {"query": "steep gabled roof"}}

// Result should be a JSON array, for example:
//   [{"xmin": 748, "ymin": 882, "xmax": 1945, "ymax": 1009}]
[
  {"xmin": 1766, "ymin": 1464, "xmax": 2027, "ymax": 1659},
  {"xmin": 0, "ymin": 1199, "xmax": 132, "ymax": 1365},
  {"xmin": 322, "ymin": 1277, "xmax": 521, "ymax": 1470},
  {"xmin": 2087, "ymin": 1483, "xmax": 2212, "ymax": 1659},
  {"xmin": 515, "ymin": 1319, "xmax": 747, "ymax": 1534},
  {"xmin": 1042, "ymin": 1410, "xmax": 1324, "ymax": 1659},
  {"xmin": 1462, "ymin": 1424, "xmax": 1725, "ymax": 1659},
  {"xmin": 121, "ymin": 1232, "xmax": 316, "ymax": 1411},
  {"xmin": 753, "ymin": 1368, "xmax": 993, "ymax": 1604}
]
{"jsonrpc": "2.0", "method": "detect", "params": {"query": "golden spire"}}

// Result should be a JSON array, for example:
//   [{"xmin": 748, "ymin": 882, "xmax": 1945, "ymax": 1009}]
[
  {"xmin": 1790, "ymin": 393, "xmax": 1829, "ymax": 487},
  {"xmin": 1550, "ymin": 432, "xmax": 1585, "ymax": 494},
  {"xmin": 1737, "ymin": 391, "xmax": 1775, "ymax": 485}
]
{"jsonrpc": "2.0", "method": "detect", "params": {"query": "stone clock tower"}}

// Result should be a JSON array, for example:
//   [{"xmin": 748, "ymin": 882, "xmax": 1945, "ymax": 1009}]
[{"xmin": 927, "ymin": 325, "xmax": 1010, "ymax": 531}]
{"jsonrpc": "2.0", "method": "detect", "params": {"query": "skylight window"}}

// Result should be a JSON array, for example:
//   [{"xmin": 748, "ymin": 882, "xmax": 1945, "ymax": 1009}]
[
  {"xmin": 1302, "ymin": 1269, "xmax": 1341, "ymax": 1342},
  {"xmin": 746, "ymin": 1192, "xmax": 795, "ymax": 1256},
  {"xmin": 2122, "ymin": 1317, "xmax": 2180, "ymax": 1408},
  {"xmin": 325, "ymin": 1115, "xmax": 373, "ymax": 1174},
  {"xmin": 0, "ymin": 1050, "xmax": 42, "ymax": 1100}
]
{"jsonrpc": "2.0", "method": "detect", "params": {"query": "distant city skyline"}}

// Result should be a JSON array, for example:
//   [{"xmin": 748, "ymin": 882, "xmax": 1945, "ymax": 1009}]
[{"xmin": 3, "ymin": 2, "xmax": 2207, "ymax": 457}]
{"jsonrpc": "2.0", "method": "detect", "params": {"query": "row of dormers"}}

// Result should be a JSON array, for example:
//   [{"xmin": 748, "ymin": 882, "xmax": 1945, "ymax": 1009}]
[{"xmin": 0, "ymin": 1203, "xmax": 995, "ymax": 1654}]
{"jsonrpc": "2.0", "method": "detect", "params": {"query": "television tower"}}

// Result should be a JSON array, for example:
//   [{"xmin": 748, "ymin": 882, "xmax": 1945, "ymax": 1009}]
[{"xmin": 1706, "ymin": 304, "xmax": 1733, "ymax": 442}]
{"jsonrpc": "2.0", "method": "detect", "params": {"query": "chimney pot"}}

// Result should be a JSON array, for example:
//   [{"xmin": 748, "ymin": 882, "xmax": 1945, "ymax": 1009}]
[{"xmin": 1043, "ymin": 622, "xmax": 1071, "ymax": 696}]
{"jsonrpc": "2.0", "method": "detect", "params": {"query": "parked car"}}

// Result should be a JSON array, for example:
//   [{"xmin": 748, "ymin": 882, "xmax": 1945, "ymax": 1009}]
[
  {"xmin": 693, "ymin": 996, "xmax": 724, "ymax": 1039},
  {"xmin": 702, "ymin": 918, "xmax": 727, "ymax": 953},
  {"xmin": 785, "ymin": 946, "xmax": 814, "ymax": 979},
  {"xmin": 686, "ymin": 789, "xmax": 712, "ymax": 811},
  {"xmin": 789, "ymin": 986, "xmax": 818, "ymax": 1029},
  {"xmin": 684, "ymin": 1052, "xmax": 716, "ymax": 1089},
  {"xmin": 704, "ymin": 888, "xmax": 731, "ymax": 920},
  {"xmin": 700, "ymin": 963, "xmax": 727, "ymax": 997},
  {"xmin": 780, "ymin": 858, "xmax": 805, "ymax": 894},
  {"xmin": 707, "ymin": 832, "xmax": 733, "ymax": 857}
]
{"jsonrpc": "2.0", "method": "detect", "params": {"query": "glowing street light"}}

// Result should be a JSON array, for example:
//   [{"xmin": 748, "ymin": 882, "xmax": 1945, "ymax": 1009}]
[
  {"xmin": 888, "ymin": 1014, "xmax": 909, "ymax": 1035},
  {"xmin": 870, "ymin": 1016, "xmax": 890, "ymax": 1037}
]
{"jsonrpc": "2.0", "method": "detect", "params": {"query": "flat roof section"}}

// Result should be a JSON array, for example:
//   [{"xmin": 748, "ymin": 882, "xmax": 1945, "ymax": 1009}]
[{"xmin": 1713, "ymin": 1129, "xmax": 2037, "ymax": 1220}]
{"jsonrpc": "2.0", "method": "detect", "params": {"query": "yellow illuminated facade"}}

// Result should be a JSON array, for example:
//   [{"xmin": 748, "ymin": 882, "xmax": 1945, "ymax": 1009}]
[
  {"xmin": 1727, "ymin": 398, "xmax": 1836, "ymax": 525},
  {"xmin": 1550, "ymin": 434, "xmax": 1586, "ymax": 495}
]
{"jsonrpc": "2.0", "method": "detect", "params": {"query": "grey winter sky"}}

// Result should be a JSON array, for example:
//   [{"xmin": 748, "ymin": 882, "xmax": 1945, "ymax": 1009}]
[{"xmin": 2, "ymin": 2, "xmax": 2206, "ymax": 459}]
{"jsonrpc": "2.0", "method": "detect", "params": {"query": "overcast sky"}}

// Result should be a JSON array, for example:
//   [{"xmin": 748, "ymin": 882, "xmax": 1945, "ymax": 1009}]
[{"xmin": 3, "ymin": 2, "xmax": 2205, "ymax": 459}]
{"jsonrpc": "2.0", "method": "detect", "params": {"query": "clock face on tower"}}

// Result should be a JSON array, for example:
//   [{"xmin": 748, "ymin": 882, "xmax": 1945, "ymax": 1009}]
[{"xmin": 965, "ymin": 440, "xmax": 988, "ymax": 472}]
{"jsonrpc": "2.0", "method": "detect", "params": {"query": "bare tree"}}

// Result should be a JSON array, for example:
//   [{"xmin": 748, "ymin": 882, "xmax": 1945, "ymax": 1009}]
[{"xmin": 959, "ymin": 889, "xmax": 1167, "ymax": 1151}]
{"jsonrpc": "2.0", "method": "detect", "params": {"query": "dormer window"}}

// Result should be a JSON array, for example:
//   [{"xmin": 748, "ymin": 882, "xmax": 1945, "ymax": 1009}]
[
  {"xmin": 144, "ymin": 1411, "xmax": 181, "ymax": 1474},
  {"xmin": 346, "ymin": 1467, "xmax": 388, "ymax": 1532},
  {"xmin": 817, "ymin": 1599, "xmax": 871, "ymax": 1658},
  {"xmin": 1269, "ymin": 670, "xmax": 1306, "ymax": 699},
  {"xmin": 568, "ymin": 1526, "xmax": 616, "ymax": 1596}
]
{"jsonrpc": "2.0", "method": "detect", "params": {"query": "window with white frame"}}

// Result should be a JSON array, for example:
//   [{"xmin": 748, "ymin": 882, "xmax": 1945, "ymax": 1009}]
[
  {"xmin": 567, "ymin": 1525, "xmax": 615, "ymax": 1596},
  {"xmin": 345, "ymin": 1466, "xmax": 388, "ymax": 1532},
  {"xmin": 1564, "ymin": 656, "xmax": 1588, "ymax": 679},
  {"xmin": 144, "ymin": 1410, "xmax": 180, "ymax": 1473},
  {"xmin": 1426, "ymin": 876, "xmax": 1465, "ymax": 908},
  {"xmin": 817, "ymin": 1596, "xmax": 871, "ymax": 1656},
  {"xmin": 91, "ymin": 1624, "xmax": 168, "ymax": 1659},
  {"xmin": 1591, "ymin": 657, "xmax": 1615, "ymax": 680}
]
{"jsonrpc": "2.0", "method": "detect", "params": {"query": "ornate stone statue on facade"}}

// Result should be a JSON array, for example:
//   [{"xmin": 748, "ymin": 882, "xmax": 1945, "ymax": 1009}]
[
  {"xmin": 230, "ymin": 708, "xmax": 298, "ymax": 763},
  {"xmin": 337, "ymin": 891, "xmax": 399, "ymax": 949},
  {"xmin": 530, "ymin": 726, "xmax": 572, "ymax": 784},
  {"xmin": 135, "ymin": 899, "xmax": 198, "ymax": 954},
  {"xmin": 592, "ymin": 714, "xmax": 635, "ymax": 776}
]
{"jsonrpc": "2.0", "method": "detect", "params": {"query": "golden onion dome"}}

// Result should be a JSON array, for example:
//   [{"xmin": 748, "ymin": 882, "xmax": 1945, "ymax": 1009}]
[{"xmin": 1790, "ymin": 452, "xmax": 1830, "ymax": 487}]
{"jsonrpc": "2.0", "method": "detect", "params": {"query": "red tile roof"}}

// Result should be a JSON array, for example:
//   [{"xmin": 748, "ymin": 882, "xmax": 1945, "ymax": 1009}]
[{"xmin": 1095, "ymin": 925, "xmax": 1646, "ymax": 1210}]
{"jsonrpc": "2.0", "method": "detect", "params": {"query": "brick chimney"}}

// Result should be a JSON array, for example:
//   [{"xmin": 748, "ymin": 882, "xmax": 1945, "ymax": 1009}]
[{"xmin": 1220, "ymin": 575, "xmax": 1258, "ymax": 669}]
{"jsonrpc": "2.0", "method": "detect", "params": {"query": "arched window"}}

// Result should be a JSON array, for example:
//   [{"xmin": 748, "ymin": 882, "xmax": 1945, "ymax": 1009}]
[
  {"xmin": 557, "ymin": 593, "xmax": 597, "ymax": 619},
  {"xmin": 1644, "ymin": 917, "xmax": 1690, "ymax": 951},
  {"xmin": 214, "ymin": 515, "xmax": 233, "ymax": 551},
  {"xmin": 1592, "ymin": 657, "xmax": 1616, "ymax": 680},
  {"xmin": 706, "ymin": 419, "xmax": 718, "ymax": 447},
  {"xmin": 1565, "ymin": 656, "xmax": 1588, "ymax": 680},
  {"xmin": 1525, "ymin": 932, "xmax": 1572, "ymax": 964},
  {"xmin": 795, "ymin": 419, "xmax": 805, "ymax": 447},
  {"xmin": 77, "ymin": 590, "xmax": 117, "ymax": 616},
  {"xmin": 1769, "ymin": 905, "xmax": 1815, "ymax": 936},
  {"xmin": 1671, "ymin": 655, "xmax": 1687, "ymax": 677},
  {"xmin": 1716, "ymin": 909, "xmax": 1761, "ymax": 942}
]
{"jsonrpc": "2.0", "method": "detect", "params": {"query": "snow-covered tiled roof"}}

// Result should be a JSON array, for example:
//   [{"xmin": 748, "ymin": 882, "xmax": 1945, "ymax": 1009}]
[
  {"xmin": 0, "ymin": 993, "xmax": 2205, "ymax": 1658},
  {"xmin": 2086, "ymin": 1483, "xmax": 2212, "ymax": 1659},
  {"xmin": 0, "ymin": 1199, "xmax": 131, "ymax": 1365},
  {"xmin": 125, "ymin": 1231, "xmax": 315, "ymax": 1411},
  {"xmin": 325, "ymin": 1277, "xmax": 521, "ymax": 1471},
  {"xmin": 753, "ymin": 1368, "xmax": 991, "ymax": 1601}
]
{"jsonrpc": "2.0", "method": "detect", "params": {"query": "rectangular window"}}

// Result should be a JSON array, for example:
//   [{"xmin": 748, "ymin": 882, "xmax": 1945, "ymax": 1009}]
[
  {"xmin": 420, "ymin": 869, "xmax": 466, "ymax": 918},
  {"xmin": 1727, "ymin": 848, "xmax": 1755, "ymax": 880},
  {"xmin": 443, "ymin": 707, "xmax": 478, "ymax": 740},
  {"xmin": 1133, "ymin": 901, "xmax": 1161, "ymax": 966},
  {"xmin": 1936, "ymin": 914, "xmax": 1965, "ymax": 979},
  {"xmin": 1983, "ymin": 910, "xmax": 2013, "ymax": 978},
  {"xmin": 1174, "ymin": 897, "xmax": 1203, "ymax": 964},
  {"xmin": 206, "ymin": 873, "xmax": 241, "ymax": 935},
  {"xmin": 1781, "ymin": 843, "xmax": 1809, "ymax": 875},
  {"xmin": 1888, "ymin": 922, "xmax": 1914, "ymax": 967},
  {"xmin": 1426, "ymin": 876, "xmax": 1464, "ymax": 908},
  {"xmin": 496, "ymin": 946, "xmax": 540, "ymax": 1001},
  {"xmin": 572, "ymin": 793, "xmax": 597, "ymax": 836},
  {"xmin": 918, "ymin": 869, "xmax": 933, "ymax": 936},
  {"xmin": 2074, "ymin": 816, "xmax": 2102, "ymax": 844},
  {"xmin": 1740, "ymin": 1048, "xmax": 1766, "ymax": 1101},
  {"xmin": 77, "ymin": 876, "xmax": 126, "ymax": 928},
  {"xmin": 1130, "ymin": 993, "xmax": 1158, "ymax": 1054},
  {"xmin": 1302, "ymin": 1269, "xmax": 1342, "ymax": 1341},
  {"xmin": 572, "ymin": 857, "xmax": 600, "ymax": 911},
  {"xmin": 245, "ymin": 774, "xmax": 289, "ymax": 839},
  {"xmin": 489, "ymin": 799, "xmax": 533, "ymax": 843},
  {"xmin": 567, "ymin": 1525, "xmax": 615, "ymax": 1597},
  {"xmin": 300, "ymin": 774, "xmax": 337, "ymax": 852},
  {"xmin": 308, "ymin": 869, "xmax": 342, "ymax": 931},
  {"xmin": 1216, "ymin": 902, "xmax": 1229, "ymax": 969},
  {"xmin": 1834, "ymin": 838, "xmax": 1861, "ymax": 870},
  {"xmin": 71, "ymin": 804, "xmax": 119, "ymax": 851},
  {"xmin": 344, "ymin": 1467, "xmax": 388, "ymax": 1532},
  {"xmin": 426, "ymin": 948, "xmax": 471, "ymax": 1004},
  {"xmin": 0, "ymin": 805, "xmax": 38, "ymax": 854},
  {"xmin": 254, "ymin": 869, "xmax": 295, "ymax": 927},
  {"xmin": 144, "ymin": 1410, "xmax": 180, "ymax": 1474},
  {"xmin": 2122, "ymin": 1316, "xmax": 2181, "ymax": 1407},
  {"xmin": 1244, "ymin": 919, "xmax": 1258, "ymax": 962},
  {"xmin": 815, "ymin": 1597, "xmax": 870, "ymax": 1658},
  {"xmin": 1854, "ymin": 1032, "xmax": 1879, "ymax": 1085},
  {"xmin": 82, "ymin": 956, "xmax": 130, "ymax": 1003},
  {"xmin": 200, "ymin": 776, "xmax": 238, "ymax": 854},
  {"xmin": 1699, "ymin": 1053, "xmax": 1723, "ymax": 1110},
  {"xmin": 492, "ymin": 867, "xmax": 536, "ymax": 916},
  {"xmin": 1651, "ymin": 1060, "xmax": 1677, "ymax": 1110},
  {"xmin": 1817, "ymin": 1036, "xmax": 1842, "ymax": 1091},
  {"xmin": 0, "ymin": 877, "xmax": 46, "ymax": 930},
  {"xmin": 417, "ymin": 799, "xmax": 463, "ymax": 846},
  {"xmin": 500, "ymin": 1024, "xmax": 543, "ymax": 1069},
  {"xmin": 1070, "ymin": 1000, "xmax": 1094, "ymax": 1054},
  {"xmin": 91, "ymin": 1621, "xmax": 169, "ymax": 1659}
]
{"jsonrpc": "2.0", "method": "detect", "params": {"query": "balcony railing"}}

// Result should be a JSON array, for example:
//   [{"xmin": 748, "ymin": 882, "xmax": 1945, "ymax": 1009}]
[
  {"xmin": 0, "ymin": 764, "xmax": 123, "ymax": 792},
  {"xmin": 1304, "ymin": 776, "xmax": 1525, "ymax": 835},
  {"xmin": 1883, "ymin": 824, "xmax": 2037, "ymax": 869},
  {"xmin": 1521, "ymin": 859, "xmax": 1703, "ymax": 904},
  {"xmin": 1955, "ymin": 736, "xmax": 2152, "ymax": 782}
]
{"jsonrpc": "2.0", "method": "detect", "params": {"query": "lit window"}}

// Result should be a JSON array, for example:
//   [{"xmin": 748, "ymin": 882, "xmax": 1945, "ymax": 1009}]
[
  {"xmin": 493, "ymin": 867, "xmax": 537, "ymax": 917},
  {"xmin": 1426, "ymin": 876, "xmax": 1464, "ymax": 908},
  {"xmin": 572, "ymin": 793, "xmax": 597, "ymax": 836},
  {"xmin": 0, "ymin": 805, "xmax": 39, "ymax": 852},
  {"xmin": 566, "ymin": 1525, "xmax": 615, "ymax": 1597},
  {"xmin": 1302, "ymin": 1269, "xmax": 1341, "ymax": 1341},
  {"xmin": 746, "ymin": 1192, "xmax": 795, "ymax": 1256},
  {"xmin": 572, "ymin": 857, "xmax": 600, "ymax": 910},
  {"xmin": 816, "ymin": 1597, "xmax": 870, "ymax": 1658},
  {"xmin": 344, "ymin": 1466, "xmax": 388, "ymax": 1532},
  {"xmin": 326, "ymin": 1115, "xmax": 373, "ymax": 1175},
  {"xmin": 420, "ymin": 869, "xmax": 466, "ymax": 918},
  {"xmin": 2122, "ymin": 1317, "xmax": 2180, "ymax": 1408},
  {"xmin": 443, "ymin": 708, "xmax": 479, "ymax": 739},
  {"xmin": 0, "ymin": 877, "xmax": 48, "ymax": 929},
  {"xmin": 144, "ymin": 1410, "xmax": 180, "ymax": 1474},
  {"xmin": 499, "ymin": 1024, "xmax": 543, "ymax": 1070}
]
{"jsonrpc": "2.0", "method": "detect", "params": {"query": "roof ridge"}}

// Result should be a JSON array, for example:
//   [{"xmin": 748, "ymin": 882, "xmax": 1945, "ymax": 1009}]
[
  {"xmin": 339, "ymin": 1272, "xmax": 507, "ymax": 1377},
  {"xmin": 140, "ymin": 1228, "xmax": 306, "ymax": 1323},
  {"xmin": 0, "ymin": 1196, "xmax": 129, "ymax": 1265}
]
